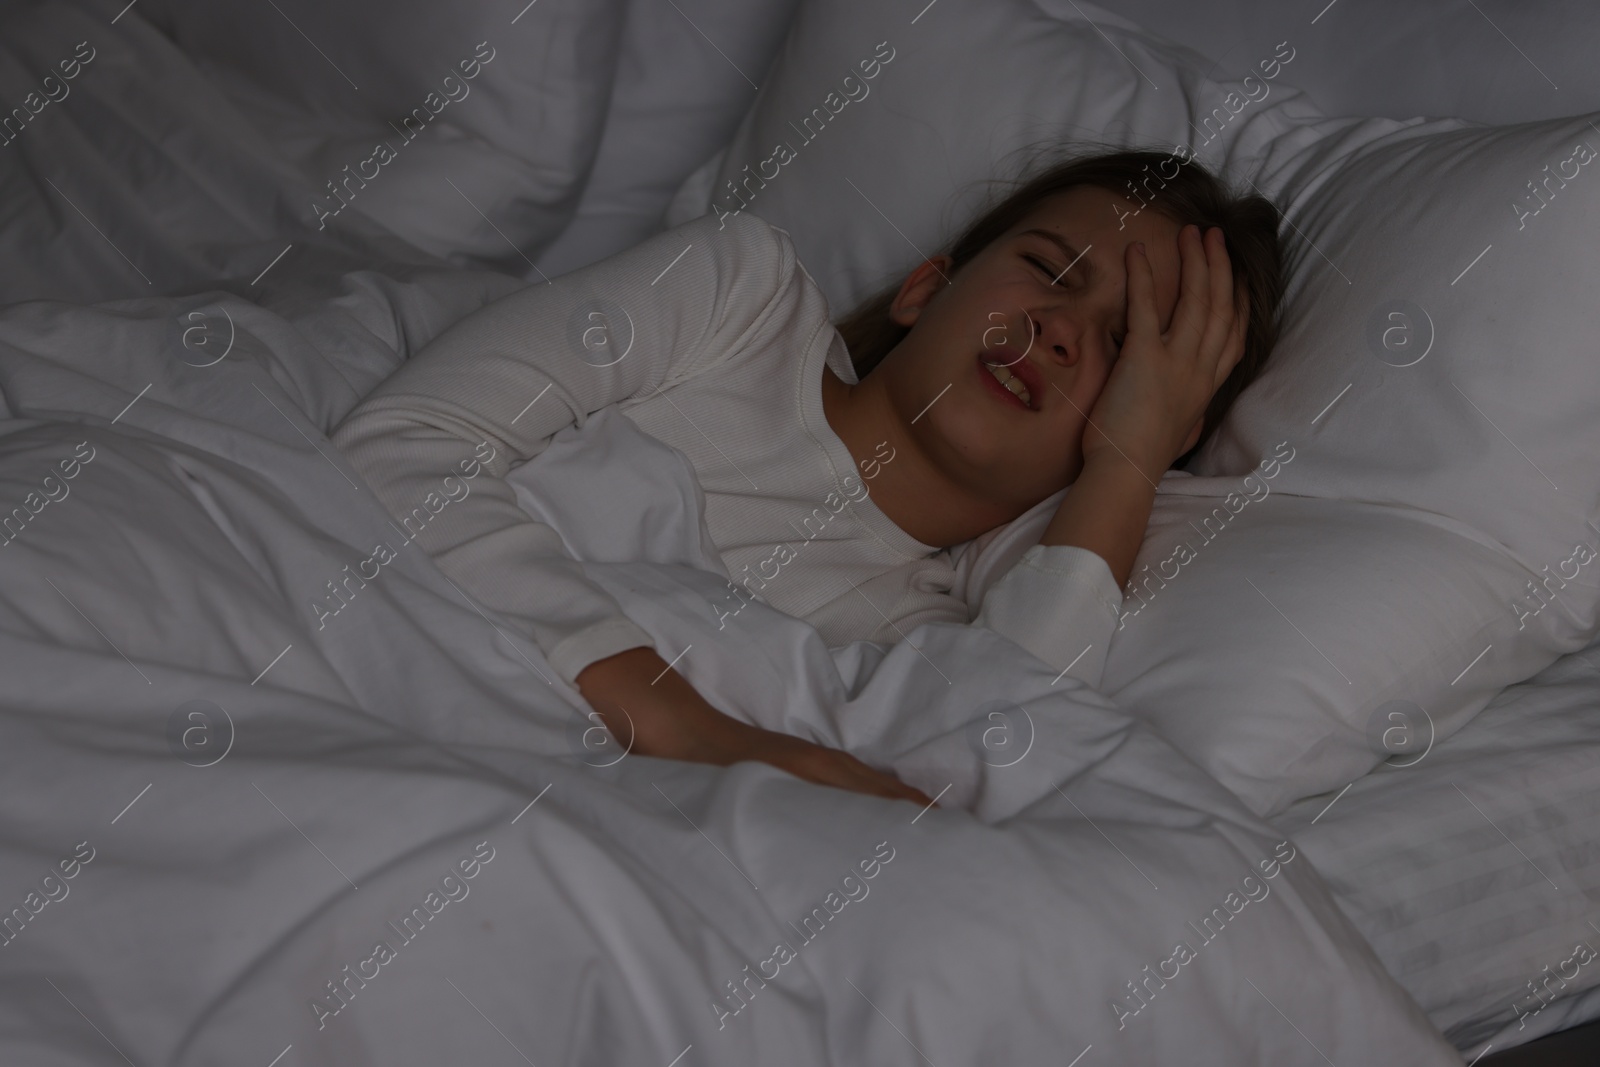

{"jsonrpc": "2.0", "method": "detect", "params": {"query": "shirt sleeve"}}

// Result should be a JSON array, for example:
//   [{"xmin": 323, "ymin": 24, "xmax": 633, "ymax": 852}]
[
  {"xmin": 970, "ymin": 543, "xmax": 1124, "ymax": 689},
  {"xmin": 330, "ymin": 211, "xmax": 801, "ymax": 687}
]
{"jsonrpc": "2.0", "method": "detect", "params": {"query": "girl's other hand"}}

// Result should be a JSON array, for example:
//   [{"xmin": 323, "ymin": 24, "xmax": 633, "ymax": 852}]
[
  {"xmin": 1080, "ymin": 224, "xmax": 1249, "ymax": 480},
  {"xmin": 575, "ymin": 647, "xmax": 934, "ymax": 807},
  {"xmin": 745, "ymin": 732, "xmax": 936, "ymax": 806}
]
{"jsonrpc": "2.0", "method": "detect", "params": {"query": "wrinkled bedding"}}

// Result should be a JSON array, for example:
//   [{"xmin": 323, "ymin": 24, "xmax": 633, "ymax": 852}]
[
  {"xmin": 0, "ymin": 270, "xmax": 1461, "ymax": 1064},
  {"xmin": 0, "ymin": 1, "xmax": 1488, "ymax": 1062}
]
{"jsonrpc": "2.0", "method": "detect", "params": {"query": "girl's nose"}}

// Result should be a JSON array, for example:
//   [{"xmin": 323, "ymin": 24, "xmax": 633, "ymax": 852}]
[{"xmin": 1032, "ymin": 313, "xmax": 1078, "ymax": 367}]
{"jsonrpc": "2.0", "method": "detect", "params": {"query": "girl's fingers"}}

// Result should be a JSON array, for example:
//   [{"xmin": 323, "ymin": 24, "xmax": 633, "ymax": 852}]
[
  {"xmin": 1201, "ymin": 229, "xmax": 1235, "ymax": 371},
  {"xmin": 1219, "ymin": 285, "xmax": 1250, "ymax": 387},
  {"xmin": 1168, "ymin": 224, "xmax": 1212, "ymax": 355},
  {"xmin": 1125, "ymin": 238, "xmax": 1160, "ymax": 341}
]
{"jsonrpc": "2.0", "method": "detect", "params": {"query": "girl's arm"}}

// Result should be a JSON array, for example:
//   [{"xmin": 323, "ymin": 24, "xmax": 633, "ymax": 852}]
[
  {"xmin": 577, "ymin": 647, "xmax": 934, "ymax": 806},
  {"xmin": 1038, "ymin": 457, "xmax": 1157, "ymax": 590},
  {"xmin": 332, "ymin": 211, "xmax": 795, "ymax": 688}
]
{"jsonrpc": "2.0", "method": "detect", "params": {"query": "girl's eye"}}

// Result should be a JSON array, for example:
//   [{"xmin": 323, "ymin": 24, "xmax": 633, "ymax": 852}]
[{"xmin": 1022, "ymin": 253, "xmax": 1063, "ymax": 285}]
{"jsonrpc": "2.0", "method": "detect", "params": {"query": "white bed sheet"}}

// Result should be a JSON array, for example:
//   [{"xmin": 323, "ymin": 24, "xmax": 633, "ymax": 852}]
[
  {"xmin": 0, "ymin": 0, "xmax": 491, "ymax": 318},
  {"xmin": 1275, "ymin": 632, "xmax": 1600, "ymax": 1055}
]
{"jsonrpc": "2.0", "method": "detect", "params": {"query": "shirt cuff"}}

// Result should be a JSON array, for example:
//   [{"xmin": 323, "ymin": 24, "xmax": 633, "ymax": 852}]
[
  {"xmin": 545, "ymin": 615, "xmax": 658, "ymax": 689},
  {"xmin": 1016, "ymin": 543, "xmax": 1123, "ymax": 616},
  {"xmin": 971, "ymin": 543, "xmax": 1123, "ymax": 687}
]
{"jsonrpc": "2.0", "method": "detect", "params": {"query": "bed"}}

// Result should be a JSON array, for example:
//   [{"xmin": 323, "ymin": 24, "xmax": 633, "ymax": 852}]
[{"xmin": 0, "ymin": 0, "xmax": 1596, "ymax": 1063}]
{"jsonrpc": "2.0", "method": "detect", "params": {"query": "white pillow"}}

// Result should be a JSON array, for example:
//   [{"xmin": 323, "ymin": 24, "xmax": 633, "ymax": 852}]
[
  {"xmin": 138, "ymin": 0, "xmax": 627, "ymax": 263},
  {"xmin": 957, "ymin": 464, "xmax": 1585, "ymax": 816},
  {"xmin": 662, "ymin": 0, "xmax": 1420, "ymax": 315},
  {"xmin": 1106, "ymin": 0, "xmax": 1600, "ymax": 127},
  {"xmin": 1129, "ymin": 110, "xmax": 1600, "ymax": 812},
  {"xmin": 1101, "ymin": 481, "xmax": 1582, "ymax": 815},
  {"xmin": 1194, "ymin": 111, "xmax": 1600, "ymax": 620},
  {"xmin": 531, "ymin": 0, "xmax": 803, "ymax": 278}
]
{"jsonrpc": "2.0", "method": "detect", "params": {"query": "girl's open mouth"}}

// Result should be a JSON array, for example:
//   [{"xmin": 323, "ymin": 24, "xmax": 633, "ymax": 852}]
[{"xmin": 977, "ymin": 348, "xmax": 1041, "ymax": 410}]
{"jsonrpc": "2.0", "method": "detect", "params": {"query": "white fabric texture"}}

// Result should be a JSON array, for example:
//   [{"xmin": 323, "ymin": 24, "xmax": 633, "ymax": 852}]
[
  {"xmin": 0, "ymin": 1, "xmax": 462, "ymax": 308},
  {"xmin": 1164, "ymin": 111, "xmax": 1600, "ymax": 812},
  {"xmin": 1273, "ymin": 626, "xmax": 1600, "ymax": 1054},
  {"xmin": 1100, "ymin": 481, "xmax": 1580, "ymax": 815},
  {"xmin": 1193, "ymin": 109, "xmax": 1600, "ymax": 597},
  {"xmin": 1104, "ymin": 0, "xmax": 1600, "ymax": 128},
  {"xmin": 137, "ymin": 0, "xmax": 629, "ymax": 266},
  {"xmin": 530, "ymin": 0, "xmax": 804, "ymax": 278},
  {"xmin": 958, "ymin": 456, "xmax": 1584, "ymax": 816},
  {"xmin": 333, "ymin": 209, "xmax": 1123, "ymax": 688}
]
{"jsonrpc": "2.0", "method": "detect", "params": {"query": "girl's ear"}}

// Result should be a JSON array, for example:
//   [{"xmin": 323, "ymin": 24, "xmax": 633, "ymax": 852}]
[{"xmin": 888, "ymin": 255, "xmax": 955, "ymax": 328}]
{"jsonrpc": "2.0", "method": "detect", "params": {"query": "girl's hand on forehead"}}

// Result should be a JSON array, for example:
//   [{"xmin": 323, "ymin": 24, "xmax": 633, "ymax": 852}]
[{"xmin": 1079, "ymin": 224, "xmax": 1248, "ymax": 480}]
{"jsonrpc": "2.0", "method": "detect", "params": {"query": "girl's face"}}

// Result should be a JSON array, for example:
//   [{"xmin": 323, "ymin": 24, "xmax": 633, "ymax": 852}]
[{"xmin": 874, "ymin": 185, "xmax": 1186, "ymax": 512}]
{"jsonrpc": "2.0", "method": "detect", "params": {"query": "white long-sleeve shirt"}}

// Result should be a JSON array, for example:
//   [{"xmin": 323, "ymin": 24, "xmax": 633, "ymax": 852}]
[{"xmin": 331, "ymin": 210, "xmax": 1123, "ymax": 689}]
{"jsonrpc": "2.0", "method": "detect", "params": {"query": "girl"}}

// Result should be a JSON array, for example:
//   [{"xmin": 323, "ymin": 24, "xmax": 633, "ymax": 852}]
[{"xmin": 331, "ymin": 147, "xmax": 1285, "ymax": 806}]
